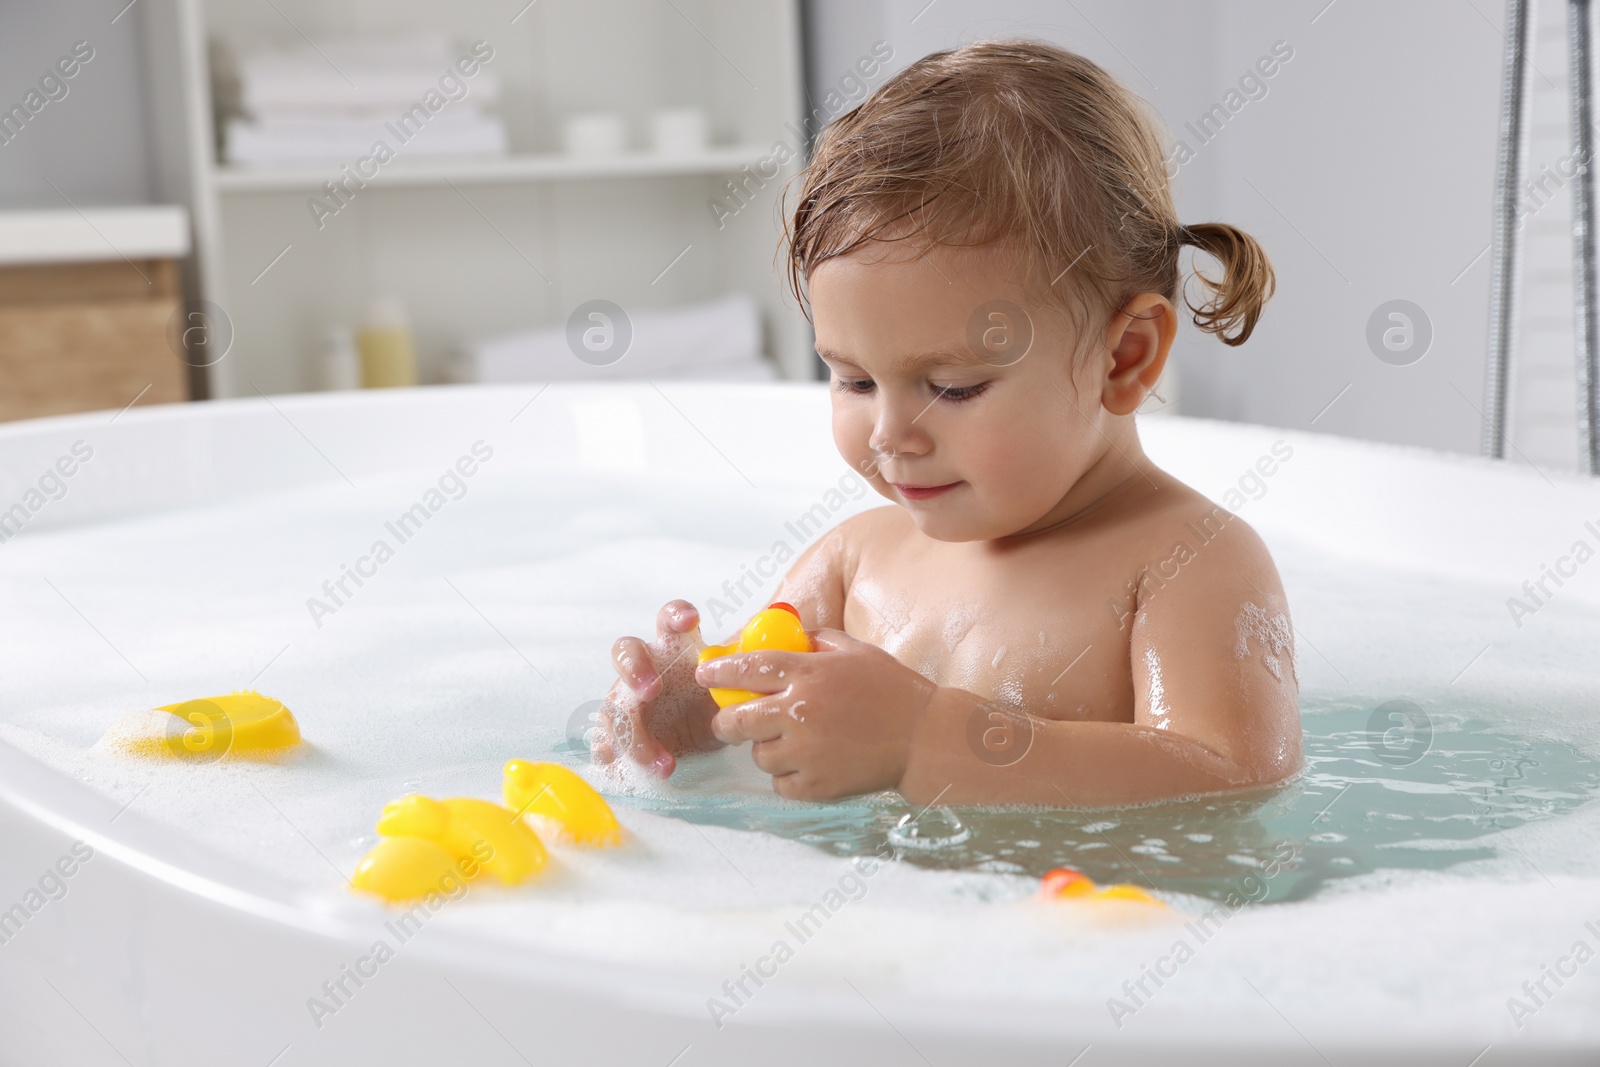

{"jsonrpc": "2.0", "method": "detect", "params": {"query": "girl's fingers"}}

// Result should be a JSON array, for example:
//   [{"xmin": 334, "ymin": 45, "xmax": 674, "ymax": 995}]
[
  {"xmin": 595, "ymin": 601, "xmax": 702, "ymax": 777},
  {"xmin": 711, "ymin": 699, "xmax": 790, "ymax": 745},
  {"xmin": 611, "ymin": 635, "xmax": 661, "ymax": 699},
  {"xmin": 806, "ymin": 628, "xmax": 859, "ymax": 653},
  {"xmin": 751, "ymin": 737, "xmax": 797, "ymax": 776},
  {"xmin": 621, "ymin": 693, "xmax": 675, "ymax": 777},
  {"xmin": 591, "ymin": 699, "xmax": 618, "ymax": 764},
  {"xmin": 656, "ymin": 599, "xmax": 700, "ymax": 637},
  {"xmin": 694, "ymin": 650, "xmax": 806, "ymax": 692}
]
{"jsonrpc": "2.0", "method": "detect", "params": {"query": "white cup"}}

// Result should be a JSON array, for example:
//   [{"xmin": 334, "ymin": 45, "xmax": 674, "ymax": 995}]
[
  {"xmin": 561, "ymin": 113, "xmax": 627, "ymax": 157},
  {"xmin": 649, "ymin": 107, "xmax": 710, "ymax": 156}
]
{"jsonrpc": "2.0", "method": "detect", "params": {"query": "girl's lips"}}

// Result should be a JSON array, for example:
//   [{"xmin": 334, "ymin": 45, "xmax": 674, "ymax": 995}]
[{"xmin": 893, "ymin": 481, "xmax": 961, "ymax": 501}]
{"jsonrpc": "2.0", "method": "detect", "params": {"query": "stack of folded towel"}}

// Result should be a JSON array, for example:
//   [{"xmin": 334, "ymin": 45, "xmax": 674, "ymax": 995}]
[
  {"xmin": 456, "ymin": 294, "xmax": 779, "ymax": 382},
  {"xmin": 224, "ymin": 35, "xmax": 508, "ymax": 166}
]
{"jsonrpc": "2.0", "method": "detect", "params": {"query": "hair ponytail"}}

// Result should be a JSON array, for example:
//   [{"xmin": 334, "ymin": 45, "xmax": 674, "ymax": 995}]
[{"xmin": 1178, "ymin": 222, "xmax": 1276, "ymax": 347}]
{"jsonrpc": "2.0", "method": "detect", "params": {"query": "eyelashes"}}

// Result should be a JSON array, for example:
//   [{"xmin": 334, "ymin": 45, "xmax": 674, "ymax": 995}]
[
  {"xmin": 935, "ymin": 382, "xmax": 990, "ymax": 403},
  {"xmin": 831, "ymin": 378, "xmax": 992, "ymax": 404}
]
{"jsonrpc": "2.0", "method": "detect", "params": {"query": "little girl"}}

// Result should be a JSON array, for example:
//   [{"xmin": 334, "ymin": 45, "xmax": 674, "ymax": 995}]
[{"xmin": 592, "ymin": 39, "xmax": 1302, "ymax": 808}]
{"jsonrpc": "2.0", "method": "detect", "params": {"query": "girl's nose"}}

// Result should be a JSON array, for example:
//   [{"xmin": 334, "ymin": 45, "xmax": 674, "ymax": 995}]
[{"xmin": 868, "ymin": 394, "xmax": 932, "ymax": 457}]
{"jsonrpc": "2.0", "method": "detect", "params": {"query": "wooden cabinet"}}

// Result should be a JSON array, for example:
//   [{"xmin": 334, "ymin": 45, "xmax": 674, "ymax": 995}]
[{"xmin": 0, "ymin": 208, "xmax": 192, "ymax": 422}]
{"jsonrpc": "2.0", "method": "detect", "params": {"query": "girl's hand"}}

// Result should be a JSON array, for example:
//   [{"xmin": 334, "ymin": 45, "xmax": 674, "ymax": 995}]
[
  {"xmin": 592, "ymin": 600, "xmax": 722, "ymax": 776},
  {"xmin": 693, "ymin": 629, "xmax": 937, "ymax": 801}
]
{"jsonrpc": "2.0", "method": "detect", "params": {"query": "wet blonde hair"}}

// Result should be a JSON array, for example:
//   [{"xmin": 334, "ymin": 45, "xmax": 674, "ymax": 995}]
[{"xmin": 785, "ymin": 38, "xmax": 1276, "ymax": 348}]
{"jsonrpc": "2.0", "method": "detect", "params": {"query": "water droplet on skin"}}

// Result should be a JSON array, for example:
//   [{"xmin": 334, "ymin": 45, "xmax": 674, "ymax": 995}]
[
  {"xmin": 992, "ymin": 646, "xmax": 1007, "ymax": 668},
  {"xmin": 1144, "ymin": 646, "xmax": 1172, "ymax": 729},
  {"xmin": 788, "ymin": 699, "xmax": 807, "ymax": 723}
]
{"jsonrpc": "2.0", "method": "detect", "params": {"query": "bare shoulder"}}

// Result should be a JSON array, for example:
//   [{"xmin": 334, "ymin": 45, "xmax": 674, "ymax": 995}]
[
  {"xmin": 816, "ymin": 504, "xmax": 914, "ymax": 576},
  {"xmin": 1124, "ymin": 472, "xmax": 1302, "ymax": 782},
  {"xmin": 794, "ymin": 505, "xmax": 907, "ymax": 569},
  {"xmin": 772, "ymin": 506, "xmax": 903, "ymax": 629},
  {"xmin": 1128, "ymin": 474, "xmax": 1286, "ymax": 601}
]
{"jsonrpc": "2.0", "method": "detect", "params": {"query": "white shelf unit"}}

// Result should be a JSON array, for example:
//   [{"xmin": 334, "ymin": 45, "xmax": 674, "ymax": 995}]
[
  {"xmin": 144, "ymin": 0, "xmax": 812, "ymax": 398},
  {"xmin": 211, "ymin": 145, "xmax": 791, "ymax": 192}
]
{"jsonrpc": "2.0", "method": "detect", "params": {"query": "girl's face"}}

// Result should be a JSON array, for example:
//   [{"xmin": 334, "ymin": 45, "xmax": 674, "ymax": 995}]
[{"xmin": 809, "ymin": 240, "xmax": 1153, "ymax": 543}]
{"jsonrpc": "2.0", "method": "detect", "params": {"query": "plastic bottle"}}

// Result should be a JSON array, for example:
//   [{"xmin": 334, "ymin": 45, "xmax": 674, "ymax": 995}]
[
  {"xmin": 357, "ymin": 296, "xmax": 417, "ymax": 388},
  {"xmin": 319, "ymin": 327, "xmax": 362, "ymax": 390}
]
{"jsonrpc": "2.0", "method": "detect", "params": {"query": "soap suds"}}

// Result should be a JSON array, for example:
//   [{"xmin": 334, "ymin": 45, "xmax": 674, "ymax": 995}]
[
  {"xmin": 0, "ymin": 451, "xmax": 1597, "ymax": 1043},
  {"xmin": 1234, "ymin": 600, "xmax": 1296, "ymax": 682}
]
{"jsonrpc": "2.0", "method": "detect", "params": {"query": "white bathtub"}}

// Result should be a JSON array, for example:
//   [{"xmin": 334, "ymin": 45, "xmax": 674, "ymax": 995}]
[{"xmin": 1, "ymin": 383, "xmax": 1597, "ymax": 1066}]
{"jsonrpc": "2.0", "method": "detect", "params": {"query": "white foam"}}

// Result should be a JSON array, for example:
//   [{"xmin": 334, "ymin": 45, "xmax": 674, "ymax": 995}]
[
  {"xmin": 0, "ymin": 458, "xmax": 1597, "ymax": 1044},
  {"xmin": 1234, "ymin": 600, "xmax": 1295, "ymax": 683}
]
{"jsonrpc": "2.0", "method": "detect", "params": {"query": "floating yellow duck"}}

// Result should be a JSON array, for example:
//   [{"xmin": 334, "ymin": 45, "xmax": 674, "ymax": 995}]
[
  {"xmin": 351, "ymin": 761, "xmax": 621, "ymax": 902},
  {"xmin": 102, "ymin": 691, "xmax": 302, "ymax": 760},
  {"xmin": 1040, "ymin": 867, "xmax": 1164, "ymax": 906},
  {"xmin": 352, "ymin": 794, "xmax": 547, "ymax": 901},
  {"xmin": 503, "ymin": 759, "xmax": 622, "ymax": 847},
  {"xmin": 697, "ymin": 602, "xmax": 812, "ymax": 707}
]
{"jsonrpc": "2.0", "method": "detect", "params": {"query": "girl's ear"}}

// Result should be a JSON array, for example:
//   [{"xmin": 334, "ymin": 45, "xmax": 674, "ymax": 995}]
[{"xmin": 1100, "ymin": 293, "xmax": 1177, "ymax": 416}]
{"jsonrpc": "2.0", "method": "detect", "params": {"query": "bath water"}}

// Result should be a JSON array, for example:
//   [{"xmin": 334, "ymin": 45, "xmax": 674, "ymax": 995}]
[
  {"xmin": 605, "ymin": 700, "xmax": 1600, "ymax": 903},
  {"xmin": 3, "ymin": 455, "xmax": 1599, "ymax": 1039}
]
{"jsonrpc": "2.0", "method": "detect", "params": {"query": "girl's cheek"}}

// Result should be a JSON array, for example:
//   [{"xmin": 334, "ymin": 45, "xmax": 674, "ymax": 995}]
[{"xmin": 833, "ymin": 412, "xmax": 874, "ymax": 470}]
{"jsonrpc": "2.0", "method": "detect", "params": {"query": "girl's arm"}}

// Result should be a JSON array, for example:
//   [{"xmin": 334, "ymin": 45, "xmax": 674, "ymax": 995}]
[
  {"xmin": 716, "ymin": 515, "xmax": 864, "ymax": 646},
  {"xmin": 900, "ymin": 517, "xmax": 1303, "ymax": 806},
  {"xmin": 593, "ymin": 519, "xmax": 855, "ymax": 774}
]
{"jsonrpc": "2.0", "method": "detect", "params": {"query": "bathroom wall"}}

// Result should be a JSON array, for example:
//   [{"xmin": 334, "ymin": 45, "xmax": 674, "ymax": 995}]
[
  {"xmin": 6, "ymin": 1, "xmax": 1554, "ymax": 465},
  {"xmin": 0, "ymin": 0, "xmax": 157, "ymax": 207},
  {"xmin": 804, "ymin": 0, "xmax": 1517, "ymax": 463}
]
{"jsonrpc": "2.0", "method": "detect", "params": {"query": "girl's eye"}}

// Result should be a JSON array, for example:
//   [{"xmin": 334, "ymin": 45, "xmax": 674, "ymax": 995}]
[
  {"xmin": 933, "ymin": 382, "xmax": 990, "ymax": 403},
  {"xmin": 831, "ymin": 377, "xmax": 988, "ymax": 401}
]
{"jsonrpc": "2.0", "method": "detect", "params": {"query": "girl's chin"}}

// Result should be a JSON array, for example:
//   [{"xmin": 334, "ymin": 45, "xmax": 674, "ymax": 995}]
[{"xmin": 903, "ymin": 510, "xmax": 995, "ymax": 543}]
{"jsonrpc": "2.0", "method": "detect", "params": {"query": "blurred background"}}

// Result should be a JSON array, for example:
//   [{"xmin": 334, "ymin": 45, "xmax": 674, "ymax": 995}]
[{"xmin": 0, "ymin": 1, "xmax": 1578, "ymax": 470}]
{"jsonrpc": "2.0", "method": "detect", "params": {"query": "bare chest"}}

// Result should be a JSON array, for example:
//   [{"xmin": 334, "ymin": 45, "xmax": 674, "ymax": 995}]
[{"xmin": 841, "ymin": 549, "xmax": 1140, "ymax": 723}]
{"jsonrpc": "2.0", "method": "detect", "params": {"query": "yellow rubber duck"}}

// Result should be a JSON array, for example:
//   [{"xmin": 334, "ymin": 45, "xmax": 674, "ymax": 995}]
[
  {"xmin": 503, "ymin": 760, "xmax": 622, "ymax": 847},
  {"xmin": 697, "ymin": 602, "xmax": 812, "ymax": 707},
  {"xmin": 352, "ymin": 793, "xmax": 547, "ymax": 902},
  {"xmin": 351, "ymin": 765, "xmax": 623, "ymax": 901},
  {"xmin": 1040, "ymin": 867, "xmax": 1164, "ymax": 906},
  {"xmin": 349, "ymin": 837, "xmax": 464, "ymax": 902},
  {"xmin": 103, "ymin": 691, "xmax": 302, "ymax": 760}
]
